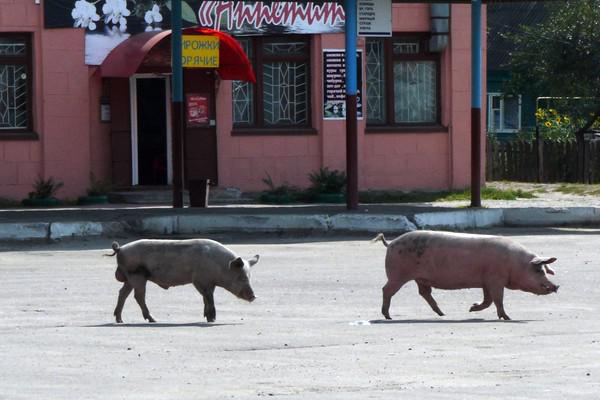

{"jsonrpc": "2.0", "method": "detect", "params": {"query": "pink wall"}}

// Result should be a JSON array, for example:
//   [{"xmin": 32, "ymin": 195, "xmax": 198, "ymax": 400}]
[
  {"xmin": 0, "ymin": 0, "xmax": 43, "ymax": 200},
  {"xmin": 217, "ymin": 3, "xmax": 486, "ymax": 192},
  {"xmin": 0, "ymin": 1, "xmax": 111, "ymax": 201},
  {"xmin": 0, "ymin": 2, "xmax": 486, "ymax": 200}
]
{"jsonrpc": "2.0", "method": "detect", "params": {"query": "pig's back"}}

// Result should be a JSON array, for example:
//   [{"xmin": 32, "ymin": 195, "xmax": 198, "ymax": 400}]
[
  {"xmin": 386, "ymin": 231, "xmax": 531, "ymax": 289},
  {"xmin": 118, "ymin": 239, "xmax": 234, "ymax": 283}
]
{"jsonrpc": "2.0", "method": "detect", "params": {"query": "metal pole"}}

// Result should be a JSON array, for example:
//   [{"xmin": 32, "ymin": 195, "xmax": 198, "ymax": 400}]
[
  {"xmin": 470, "ymin": 0, "xmax": 482, "ymax": 207},
  {"xmin": 345, "ymin": 0, "xmax": 358, "ymax": 210},
  {"xmin": 171, "ymin": 0, "xmax": 184, "ymax": 208}
]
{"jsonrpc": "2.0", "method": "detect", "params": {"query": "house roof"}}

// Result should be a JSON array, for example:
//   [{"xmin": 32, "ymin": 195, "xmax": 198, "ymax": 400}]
[{"xmin": 487, "ymin": 1, "xmax": 548, "ymax": 70}]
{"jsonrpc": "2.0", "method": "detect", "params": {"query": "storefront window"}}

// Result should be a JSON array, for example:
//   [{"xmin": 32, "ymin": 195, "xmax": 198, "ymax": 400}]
[
  {"xmin": 0, "ymin": 34, "xmax": 32, "ymax": 134},
  {"xmin": 233, "ymin": 36, "xmax": 311, "ymax": 130},
  {"xmin": 366, "ymin": 36, "xmax": 440, "ymax": 127}
]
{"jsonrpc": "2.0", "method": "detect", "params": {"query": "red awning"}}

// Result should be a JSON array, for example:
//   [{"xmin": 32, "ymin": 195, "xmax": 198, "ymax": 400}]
[{"xmin": 99, "ymin": 27, "xmax": 256, "ymax": 83}]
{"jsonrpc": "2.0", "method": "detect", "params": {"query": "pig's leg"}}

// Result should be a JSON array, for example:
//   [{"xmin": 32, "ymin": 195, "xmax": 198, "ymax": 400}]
[
  {"xmin": 381, "ymin": 279, "xmax": 408, "ymax": 320},
  {"xmin": 416, "ymin": 283, "xmax": 445, "ymax": 316},
  {"xmin": 114, "ymin": 281, "xmax": 133, "ymax": 323},
  {"xmin": 469, "ymin": 287, "xmax": 492, "ymax": 312},
  {"xmin": 193, "ymin": 282, "xmax": 216, "ymax": 322},
  {"xmin": 129, "ymin": 275, "xmax": 156, "ymax": 323},
  {"xmin": 489, "ymin": 285, "xmax": 511, "ymax": 320}
]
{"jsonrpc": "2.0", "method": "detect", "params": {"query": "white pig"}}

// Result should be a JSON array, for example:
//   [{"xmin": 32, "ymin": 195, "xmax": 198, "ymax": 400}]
[{"xmin": 374, "ymin": 231, "xmax": 559, "ymax": 320}]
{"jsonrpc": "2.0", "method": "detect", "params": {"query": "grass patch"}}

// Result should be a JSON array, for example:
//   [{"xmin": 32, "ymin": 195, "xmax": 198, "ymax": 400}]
[
  {"xmin": 359, "ymin": 187, "xmax": 536, "ymax": 203},
  {"xmin": 555, "ymin": 184, "xmax": 600, "ymax": 196}
]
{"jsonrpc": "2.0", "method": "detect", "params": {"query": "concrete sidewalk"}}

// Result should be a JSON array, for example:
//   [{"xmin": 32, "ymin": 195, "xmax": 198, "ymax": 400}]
[{"xmin": 1, "ymin": 196, "xmax": 600, "ymax": 241}]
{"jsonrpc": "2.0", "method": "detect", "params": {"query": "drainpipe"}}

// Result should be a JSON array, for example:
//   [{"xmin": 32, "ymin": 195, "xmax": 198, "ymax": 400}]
[{"xmin": 430, "ymin": 4, "xmax": 449, "ymax": 53}]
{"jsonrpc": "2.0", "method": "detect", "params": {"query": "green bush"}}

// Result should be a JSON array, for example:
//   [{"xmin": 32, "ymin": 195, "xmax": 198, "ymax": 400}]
[
  {"xmin": 28, "ymin": 176, "xmax": 63, "ymax": 199},
  {"xmin": 308, "ymin": 167, "xmax": 347, "ymax": 194}
]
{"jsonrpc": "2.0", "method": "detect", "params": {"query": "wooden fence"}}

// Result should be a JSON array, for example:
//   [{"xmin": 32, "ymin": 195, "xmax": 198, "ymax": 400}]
[{"xmin": 486, "ymin": 139, "xmax": 600, "ymax": 183}]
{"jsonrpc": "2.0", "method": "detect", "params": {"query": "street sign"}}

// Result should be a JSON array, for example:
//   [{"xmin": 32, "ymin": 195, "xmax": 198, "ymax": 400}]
[
  {"xmin": 357, "ymin": 0, "xmax": 392, "ymax": 37},
  {"xmin": 181, "ymin": 35, "xmax": 220, "ymax": 68}
]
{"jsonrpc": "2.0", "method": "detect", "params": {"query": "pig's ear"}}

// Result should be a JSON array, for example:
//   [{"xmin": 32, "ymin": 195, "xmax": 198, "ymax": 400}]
[
  {"xmin": 229, "ymin": 257, "xmax": 244, "ymax": 269},
  {"xmin": 544, "ymin": 265, "xmax": 556, "ymax": 275},
  {"xmin": 531, "ymin": 256, "xmax": 557, "ymax": 265},
  {"xmin": 248, "ymin": 254, "xmax": 259, "ymax": 267}
]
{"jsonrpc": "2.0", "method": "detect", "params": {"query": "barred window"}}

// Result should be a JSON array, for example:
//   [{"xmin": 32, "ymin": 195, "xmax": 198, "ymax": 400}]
[
  {"xmin": 232, "ymin": 36, "xmax": 311, "ymax": 130},
  {"xmin": 366, "ymin": 35, "xmax": 440, "ymax": 127},
  {"xmin": 0, "ymin": 34, "xmax": 32, "ymax": 133}
]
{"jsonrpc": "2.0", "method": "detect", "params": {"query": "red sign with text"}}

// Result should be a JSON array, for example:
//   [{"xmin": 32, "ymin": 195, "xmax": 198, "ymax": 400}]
[{"xmin": 186, "ymin": 93, "xmax": 210, "ymax": 127}]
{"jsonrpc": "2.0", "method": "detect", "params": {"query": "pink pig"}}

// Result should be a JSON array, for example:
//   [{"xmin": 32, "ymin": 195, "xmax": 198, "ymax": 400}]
[{"xmin": 374, "ymin": 231, "xmax": 559, "ymax": 320}]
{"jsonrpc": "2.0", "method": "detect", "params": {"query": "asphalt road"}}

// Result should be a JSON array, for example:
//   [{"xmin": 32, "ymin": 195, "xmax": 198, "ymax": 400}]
[{"xmin": 0, "ymin": 228, "xmax": 599, "ymax": 399}]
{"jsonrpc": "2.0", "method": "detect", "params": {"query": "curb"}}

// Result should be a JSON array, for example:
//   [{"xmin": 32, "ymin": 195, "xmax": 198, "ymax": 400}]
[{"xmin": 1, "ymin": 207, "xmax": 599, "ymax": 241}]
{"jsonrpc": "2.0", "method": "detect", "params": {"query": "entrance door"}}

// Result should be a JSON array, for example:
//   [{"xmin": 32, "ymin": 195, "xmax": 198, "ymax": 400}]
[
  {"xmin": 183, "ymin": 69, "xmax": 218, "ymax": 185},
  {"xmin": 131, "ymin": 75, "xmax": 172, "ymax": 186}
]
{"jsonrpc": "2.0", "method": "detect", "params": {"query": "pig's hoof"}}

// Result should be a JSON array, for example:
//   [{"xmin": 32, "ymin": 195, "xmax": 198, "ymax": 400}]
[
  {"xmin": 146, "ymin": 316, "xmax": 156, "ymax": 323},
  {"xmin": 116, "ymin": 318, "xmax": 123, "ymax": 324}
]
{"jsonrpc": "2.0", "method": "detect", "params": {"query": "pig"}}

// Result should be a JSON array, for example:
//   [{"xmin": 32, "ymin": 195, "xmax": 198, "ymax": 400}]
[
  {"xmin": 107, "ymin": 239, "xmax": 259, "ymax": 323},
  {"xmin": 373, "ymin": 231, "xmax": 559, "ymax": 320}
]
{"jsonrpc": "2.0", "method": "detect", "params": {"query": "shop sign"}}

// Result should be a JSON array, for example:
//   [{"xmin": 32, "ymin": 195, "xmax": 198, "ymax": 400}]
[
  {"xmin": 357, "ymin": 0, "xmax": 392, "ymax": 37},
  {"xmin": 182, "ymin": 35, "xmax": 220, "ymax": 68},
  {"xmin": 44, "ymin": 1, "xmax": 346, "ymax": 65},
  {"xmin": 186, "ymin": 93, "xmax": 210, "ymax": 127},
  {"xmin": 323, "ymin": 50, "xmax": 363, "ymax": 120}
]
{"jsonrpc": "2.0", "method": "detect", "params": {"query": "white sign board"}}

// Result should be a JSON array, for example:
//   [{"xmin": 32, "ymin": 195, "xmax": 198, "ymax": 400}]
[{"xmin": 357, "ymin": 0, "xmax": 392, "ymax": 37}]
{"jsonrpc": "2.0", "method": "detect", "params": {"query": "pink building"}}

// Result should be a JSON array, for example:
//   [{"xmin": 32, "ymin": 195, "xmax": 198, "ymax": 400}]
[{"xmin": 0, "ymin": 1, "xmax": 485, "ymax": 201}]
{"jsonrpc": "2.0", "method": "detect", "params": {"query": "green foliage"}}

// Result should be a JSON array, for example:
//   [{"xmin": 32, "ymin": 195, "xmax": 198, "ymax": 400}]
[
  {"xmin": 87, "ymin": 173, "xmax": 113, "ymax": 196},
  {"xmin": 505, "ymin": 0, "xmax": 600, "ymax": 137},
  {"xmin": 359, "ymin": 187, "xmax": 536, "ymax": 203},
  {"xmin": 555, "ymin": 183, "xmax": 600, "ymax": 196},
  {"xmin": 308, "ymin": 167, "xmax": 347, "ymax": 194},
  {"xmin": 28, "ymin": 176, "xmax": 63, "ymax": 199},
  {"xmin": 260, "ymin": 173, "xmax": 300, "ymax": 203}
]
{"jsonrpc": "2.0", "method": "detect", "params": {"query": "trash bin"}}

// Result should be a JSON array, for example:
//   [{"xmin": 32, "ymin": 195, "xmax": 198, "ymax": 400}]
[{"xmin": 188, "ymin": 179, "xmax": 210, "ymax": 207}]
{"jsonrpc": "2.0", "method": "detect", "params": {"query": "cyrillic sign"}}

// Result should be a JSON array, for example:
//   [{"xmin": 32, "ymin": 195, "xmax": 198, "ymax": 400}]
[
  {"xmin": 182, "ymin": 35, "xmax": 220, "ymax": 68},
  {"xmin": 357, "ymin": 0, "xmax": 392, "ymax": 37}
]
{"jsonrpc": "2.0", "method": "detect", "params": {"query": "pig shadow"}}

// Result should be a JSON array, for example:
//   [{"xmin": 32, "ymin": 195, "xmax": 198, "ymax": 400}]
[
  {"xmin": 86, "ymin": 322, "xmax": 239, "ymax": 328},
  {"xmin": 370, "ymin": 318, "xmax": 530, "ymax": 324}
]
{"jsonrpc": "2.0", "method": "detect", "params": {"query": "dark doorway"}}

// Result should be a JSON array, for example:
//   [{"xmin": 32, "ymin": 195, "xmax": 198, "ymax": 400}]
[{"xmin": 136, "ymin": 78, "xmax": 167, "ymax": 185}]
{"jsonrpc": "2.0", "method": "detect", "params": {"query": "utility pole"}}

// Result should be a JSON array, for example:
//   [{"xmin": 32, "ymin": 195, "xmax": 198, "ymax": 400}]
[
  {"xmin": 470, "ymin": 0, "xmax": 482, "ymax": 207},
  {"xmin": 345, "ymin": 0, "xmax": 358, "ymax": 210},
  {"xmin": 171, "ymin": 0, "xmax": 184, "ymax": 208}
]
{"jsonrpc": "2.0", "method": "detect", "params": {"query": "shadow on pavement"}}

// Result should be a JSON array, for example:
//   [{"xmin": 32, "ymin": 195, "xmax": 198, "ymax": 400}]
[
  {"xmin": 369, "ymin": 318, "xmax": 531, "ymax": 324},
  {"xmin": 85, "ymin": 322, "xmax": 239, "ymax": 328}
]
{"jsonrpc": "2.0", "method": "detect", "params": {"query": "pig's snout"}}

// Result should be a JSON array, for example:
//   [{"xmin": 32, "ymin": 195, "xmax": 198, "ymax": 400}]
[
  {"xmin": 542, "ymin": 283, "xmax": 559, "ymax": 294},
  {"xmin": 239, "ymin": 287, "xmax": 256, "ymax": 302}
]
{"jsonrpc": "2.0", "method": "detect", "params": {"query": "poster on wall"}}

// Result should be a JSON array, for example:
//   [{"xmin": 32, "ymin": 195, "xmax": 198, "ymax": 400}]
[
  {"xmin": 186, "ymin": 93, "xmax": 210, "ymax": 127},
  {"xmin": 323, "ymin": 49, "xmax": 363, "ymax": 120},
  {"xmin": 44, "ymin": 1, "xmax": 346, "ymax": 65}
]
